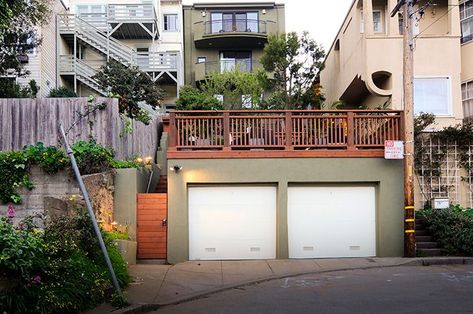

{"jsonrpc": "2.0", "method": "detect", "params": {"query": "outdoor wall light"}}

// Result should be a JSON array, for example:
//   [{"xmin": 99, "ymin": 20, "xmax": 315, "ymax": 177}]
[
  {"xmin": 144, "ymin": 156, "xmax": 153, "ymax": 165},
  {"xmin": 170, "ymin": 165, "xmax": 183, "ymax": 173},
  {"xmin": 201, "ymin": 10, "xmax": 206, "ymax": 17},
  {"xmin": 262, "ymin": 9, "xmax": 266, "ymax": 15}
]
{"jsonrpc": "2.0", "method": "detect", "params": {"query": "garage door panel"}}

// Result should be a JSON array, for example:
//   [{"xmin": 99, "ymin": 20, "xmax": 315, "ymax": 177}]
[
  {"xmin": 288, "ymin": 186, "xmax": 376, "ymax": 258},
  {"xmin": 189, "ymin": 186, "xmax": 276, "ymax": 260}
]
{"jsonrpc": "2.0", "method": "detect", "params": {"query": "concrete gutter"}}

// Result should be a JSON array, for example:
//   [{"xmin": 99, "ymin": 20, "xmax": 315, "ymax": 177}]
[{"xmin": 112, "ymin": 257, "xmax": 473, "ymax": 314}]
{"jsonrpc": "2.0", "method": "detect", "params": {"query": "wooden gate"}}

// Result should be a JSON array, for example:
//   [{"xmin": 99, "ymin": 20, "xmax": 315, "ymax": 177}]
[{"xmin": 137, "ymin": 193, "xmax": 167, "ymax": 259}]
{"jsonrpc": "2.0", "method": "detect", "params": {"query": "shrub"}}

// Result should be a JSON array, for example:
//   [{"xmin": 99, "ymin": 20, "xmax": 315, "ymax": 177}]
[
  {"xmin": 48, "ymin": 86, "xmax": 77, "ymax": 98},
  {"xmin": 176, "ymin": 85, "xmax": 223, "ymax": 110},
  {"xmin": 111, "ymin": 159, "xmax": 144, "ymax": 169},
  {"xmin": 0, "ymin": 208, "xmax": 130, "ymax": 313},
  {"xmin": 0, "ymin": 151, "xmax": 33, "ymax": 203},
  {"xmin": 420, "ymin": 205, "xmax": 473, "ymax": 256},
  {"xmin": 0, "ymin": 79, "xmax": 38, "ymax": 98},
  {"xmin": 71, "ymin": 139, "xmax": 114, "ymax": 175},
  {"xmin": 23, "ymin": 143, "xmax": 68, "ymax": 174}
]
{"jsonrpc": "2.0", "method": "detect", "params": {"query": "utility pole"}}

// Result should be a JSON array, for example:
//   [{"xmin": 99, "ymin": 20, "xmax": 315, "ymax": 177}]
[{"xmin": 391, "ymin": 0, "xmax": 416, "ymax": 257}]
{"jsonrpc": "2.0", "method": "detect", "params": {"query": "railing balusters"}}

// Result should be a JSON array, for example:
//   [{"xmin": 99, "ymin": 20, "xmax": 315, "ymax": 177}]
[{"xmin": 170, "ymin": 110, "xmax": 403, "ymax": 151}]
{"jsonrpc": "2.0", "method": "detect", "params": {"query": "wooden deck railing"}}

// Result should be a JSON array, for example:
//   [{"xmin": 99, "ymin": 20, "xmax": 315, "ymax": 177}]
[{"xmin": 164, "ymin": 110, "xmax": 403, "ymax": 158}]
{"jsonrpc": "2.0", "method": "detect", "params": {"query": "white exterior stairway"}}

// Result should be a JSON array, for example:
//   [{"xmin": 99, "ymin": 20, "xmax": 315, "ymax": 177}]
[{"xmin": 58, "ymin": 14, "xmax": 180, "ymax": 94}]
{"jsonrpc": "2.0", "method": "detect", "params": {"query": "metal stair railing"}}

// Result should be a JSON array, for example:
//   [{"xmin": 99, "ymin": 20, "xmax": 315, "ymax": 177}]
[
  {"xmin": 75, "ymin": 16, "xmax": 136, "ymax": 65},
  {"xmin": 59, "ymin": 14, "xmax": 136, "ymax": 66},
  {"xmin": 75, "ymin": 59, "xmax": 107, "ymax": 95}
]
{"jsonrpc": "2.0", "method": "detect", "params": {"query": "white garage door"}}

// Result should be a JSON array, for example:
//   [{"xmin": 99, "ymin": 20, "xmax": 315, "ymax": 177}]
[
  {"xmin": 189, "ymin": 186, "xmax": 276, "ymax": 260},
  {"xmin": 288, "ymin": 186, "xmax": 376, "ymax": 258}
]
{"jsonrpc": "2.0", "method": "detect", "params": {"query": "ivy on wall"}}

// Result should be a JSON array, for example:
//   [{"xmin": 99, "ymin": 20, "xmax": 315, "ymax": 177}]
[
  {"xmin": 0, "ymin": 141, "xmax": 145, "ymax": 205},
  {"xmin": 415, "ymin": 113, "xmax": 473, "ymax": 205}
]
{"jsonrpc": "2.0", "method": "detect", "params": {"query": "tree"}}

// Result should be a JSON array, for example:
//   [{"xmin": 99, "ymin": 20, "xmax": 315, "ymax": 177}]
[
  {"xmin": 93, "ymin": 61, "xmax": 163, "ymax": 124},
  {"xmin": 175, "ymin": 85, "xmax": 222, "ymax": 111},
  {"xmin": 200, "ymin": 70, "xmax": 264, "ymax": 109},
  {"xmin": 260, "ymin": 31, "xmax": 325, "ymax": 109},
  {"xmin": 0, "ymin": 0, "xmax": 51, "ymax": 76}
]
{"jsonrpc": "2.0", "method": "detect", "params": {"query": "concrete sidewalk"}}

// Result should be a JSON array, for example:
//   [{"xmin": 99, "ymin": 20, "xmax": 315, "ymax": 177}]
[{"xmin": 120, "ymin": 257, "xmax": 473, "ymax": 312}]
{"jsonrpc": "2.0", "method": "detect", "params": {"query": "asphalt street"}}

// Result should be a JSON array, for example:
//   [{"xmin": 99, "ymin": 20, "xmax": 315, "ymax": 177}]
[{"xmin": 155, "ymin": 265, "xmax": 473, "ymax": 314}]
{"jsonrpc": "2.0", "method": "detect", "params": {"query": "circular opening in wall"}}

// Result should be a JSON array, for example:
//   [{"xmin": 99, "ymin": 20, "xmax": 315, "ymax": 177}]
[{"xmin": 372, "ymin": 71, "xmax": 392, "ymax": 91}]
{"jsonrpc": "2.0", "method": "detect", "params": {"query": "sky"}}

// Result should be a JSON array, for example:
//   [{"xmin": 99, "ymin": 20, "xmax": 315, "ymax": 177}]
[{"xmin": 182, "ymin": 0, "xmax": 355, "ymax": 51}]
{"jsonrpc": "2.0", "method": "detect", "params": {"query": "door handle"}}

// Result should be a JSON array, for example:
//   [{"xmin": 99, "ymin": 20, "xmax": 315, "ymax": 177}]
[{"xmin": 162, "ymin": 218, "xmax": 167, "ymax": 226}]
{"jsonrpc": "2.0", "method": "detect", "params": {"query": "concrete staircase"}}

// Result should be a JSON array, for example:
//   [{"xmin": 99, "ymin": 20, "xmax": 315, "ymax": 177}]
[{"xmin": 416, "ymin": 216, "xmax": 444, "ymax": 257}]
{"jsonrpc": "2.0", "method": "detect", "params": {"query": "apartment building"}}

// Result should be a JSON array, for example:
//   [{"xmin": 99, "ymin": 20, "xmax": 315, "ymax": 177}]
[
  {"xmin": 10, "ymin": 0, "xmax": 183, "ymax": 106},
  {"xmin": 182, "ymin": 1, "xmax": 285, "ymax": 85},
  {"xmin": 14, "ymin": 0, "xmax": 68, "ymax": 97},
  {"xmin": 320, "ymin": 0, "xmax": 463, "ymax": 129},
  {"xmin": 56, "ymin": 0, "xmax": 183, "ymax": 107},
  {"xmin": 461, "ymin": 0, "xmax": 473, "ymax": 120}
]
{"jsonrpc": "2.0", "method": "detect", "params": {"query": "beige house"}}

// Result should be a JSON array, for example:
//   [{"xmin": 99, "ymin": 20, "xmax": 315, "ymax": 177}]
[
  {"xmin": 320, "ymin": 0, "xmax": 464, "ymax": 129},
  {"xmin": 182, "ymin": 1, "xmax": 285, "ymax": 85},
  {"xmin": 14, "ymin": 0, "xmax": 67, "ymax": 97}
]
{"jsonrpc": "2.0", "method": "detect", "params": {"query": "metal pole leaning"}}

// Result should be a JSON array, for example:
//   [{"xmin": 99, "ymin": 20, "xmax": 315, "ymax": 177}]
[{"xmin": 59, "ymin": 124, "xmax": 122, "ymax": 296}]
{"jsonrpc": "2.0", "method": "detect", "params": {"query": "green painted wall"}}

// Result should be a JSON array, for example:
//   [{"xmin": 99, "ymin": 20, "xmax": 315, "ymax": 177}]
[
  {"xmin": 167, "ymin": 158, "xmax": 404, "ymax": 264},
  {"xmin": 183, "ymin": 3, "xmax": 285, "ymax": 85}
]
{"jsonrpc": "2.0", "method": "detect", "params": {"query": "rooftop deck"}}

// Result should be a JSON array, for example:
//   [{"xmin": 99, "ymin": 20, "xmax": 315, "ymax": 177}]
[{"xmin": 164, "ymin": 110, "xmax": 404, "ymax": 159}]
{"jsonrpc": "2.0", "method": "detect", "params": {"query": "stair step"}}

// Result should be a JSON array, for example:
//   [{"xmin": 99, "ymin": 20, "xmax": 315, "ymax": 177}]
[
  {"xmin": 415, "ymin": 229, "xmax": 429, "ymax": 236},
  {"xmin": 417, "ymin": 248, "xmax": 443, "ymax": 257},
  {"xmin": 415, "ymin": 223, "xmax": 426, "ymax": 229},
  {"xmin": 416, "ymin": 218, "xmax": 427, "ymax": 225},
  {"xmin": 417, "ymin": 242, "xmax": 439, "ymax": 249},
  {"xmin": 416, "ymin": 235, "xmax": 433, "ymax": 242}
]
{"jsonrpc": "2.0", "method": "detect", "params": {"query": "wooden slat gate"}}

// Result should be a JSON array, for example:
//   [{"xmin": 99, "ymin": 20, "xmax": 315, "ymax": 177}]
[{"xmin": 137, "ymin": 193, "xmax": 167, "ymax": 259}]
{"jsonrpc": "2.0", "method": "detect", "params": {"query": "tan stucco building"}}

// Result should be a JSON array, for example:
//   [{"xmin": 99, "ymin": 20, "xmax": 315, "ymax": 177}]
[
  {"xmin": 182, "ymin": 1, "xmax": 285, "ymax": 85},
  {"xmin": 321, "ymin": 0, "xmax": 467, "ymax": 129}
]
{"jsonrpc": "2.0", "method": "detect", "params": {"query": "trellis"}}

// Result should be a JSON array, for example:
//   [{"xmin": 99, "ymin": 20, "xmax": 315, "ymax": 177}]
[{"xmin": 417, "ymin": 137, "xmax": 473, "ymax": 208}]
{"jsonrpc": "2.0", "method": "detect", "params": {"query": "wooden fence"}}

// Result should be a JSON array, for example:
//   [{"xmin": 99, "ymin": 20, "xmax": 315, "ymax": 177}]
[{"xmin": 0, "ymin": 97, "xmax": 160, "ymax": 160}]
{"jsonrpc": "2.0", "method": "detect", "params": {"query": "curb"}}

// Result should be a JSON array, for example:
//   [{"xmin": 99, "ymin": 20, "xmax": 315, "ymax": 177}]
[{"xmin": 118, "ymin": 257, "xmax": 473, "ymax": 314}]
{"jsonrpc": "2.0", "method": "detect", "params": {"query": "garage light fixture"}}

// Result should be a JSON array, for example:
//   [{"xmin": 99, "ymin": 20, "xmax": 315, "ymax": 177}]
[{"xmin": 170, "ymin": 165, "xmax": 183, "ymax": 173}]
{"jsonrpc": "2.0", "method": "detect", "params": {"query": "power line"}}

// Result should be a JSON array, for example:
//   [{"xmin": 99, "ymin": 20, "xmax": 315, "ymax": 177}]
[{"xmin": 414, "ymin": 4, "xmax": 457, "ymax": 39}]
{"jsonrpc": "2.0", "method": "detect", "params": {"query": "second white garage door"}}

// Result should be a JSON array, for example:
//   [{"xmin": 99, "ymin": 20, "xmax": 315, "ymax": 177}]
[
  {"xmin": 189, "ymin": 186, "xmax": 276, "ymax": 260},
  {"xmin": 288, "ymin": 186, "xmax": 376, "ymax": 258}
]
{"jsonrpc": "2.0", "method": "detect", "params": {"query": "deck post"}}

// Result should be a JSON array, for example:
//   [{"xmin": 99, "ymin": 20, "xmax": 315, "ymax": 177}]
[
  {"xmin": 168, "ymin": 112, "xmax": 177, "ymax": 151},
  {"xmin": 285, "ymin": 111, "xmax": 294, "ymax": 150},
  {"xmin": 223, "ymin": 111, "xmax": 231, "ymax": 151},
  {"xmin": 347, "ymin": 111, "xmax": 355, "ymax": 150}
]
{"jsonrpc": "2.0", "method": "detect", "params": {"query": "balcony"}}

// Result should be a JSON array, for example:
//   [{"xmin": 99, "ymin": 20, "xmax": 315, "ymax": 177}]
[
  {"xmin": 60, "ymin": 4, "xmax": 158, "ymax": 39},
  {"xmin": 59, "ymin": 52, "xmax": 179, "ymax": 75},
  {"xmin": 194, "ymin": 19, "xmax": 276, "ymax": 48},
  {"xmin": 164, "ymin": 110, "xmax": 404, "ymax": 159},
  {"xmin": 194, "ymin": 59, "xmax": 262, "ymax": 81}
]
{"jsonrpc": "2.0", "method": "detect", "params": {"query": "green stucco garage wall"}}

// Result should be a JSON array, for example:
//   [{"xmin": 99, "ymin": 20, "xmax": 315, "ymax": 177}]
[{"xmin": 167, "ymin": 158, "xmax": 404, "ymax": 264}]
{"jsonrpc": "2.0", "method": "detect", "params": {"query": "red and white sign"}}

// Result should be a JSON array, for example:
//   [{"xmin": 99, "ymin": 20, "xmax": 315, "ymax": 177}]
[{"xmin": 384, "ymin": 140, "xmax": 404, "ymax": 159}]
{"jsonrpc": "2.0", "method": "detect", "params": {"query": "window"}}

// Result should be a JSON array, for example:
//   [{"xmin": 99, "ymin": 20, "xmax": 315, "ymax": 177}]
[
  {"xmin": 241, "ymin": 95, "xmax": 252, "ymax": 108},
  {"xmin": 414, "ymin": 77, "xmax": 452, "ymax": 116},
  {"xmin": 197, "ymin": 57, "xmax": 206, "ymax": 64},
  {"xmin": 136, "ymin": 47, "xmax": 149, "ymax": 68},
  {"xmin": 164, "ymin": 14, "xmax": 178, "ymax": 31},
  {"xmin": 360, "ymin": 10, "xmax": 383, "ymax": 33},
  {"xmin": 220, "ymin": 51, "xmax": 252, "ymax": 73},
  {"xmin": 460, "ymin": 0, "xmax": 473, "ymax": 43},
  {"xmin": 462, "ymin": 80, "xmax": 473, "ymax": 120},
  {"xmin": 210, "ymin": 12, "xmax": 259, "ymax": 34},
  {"xmin": 398, "ymin": 12, "xmax": 420, "ymax": 35}
]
